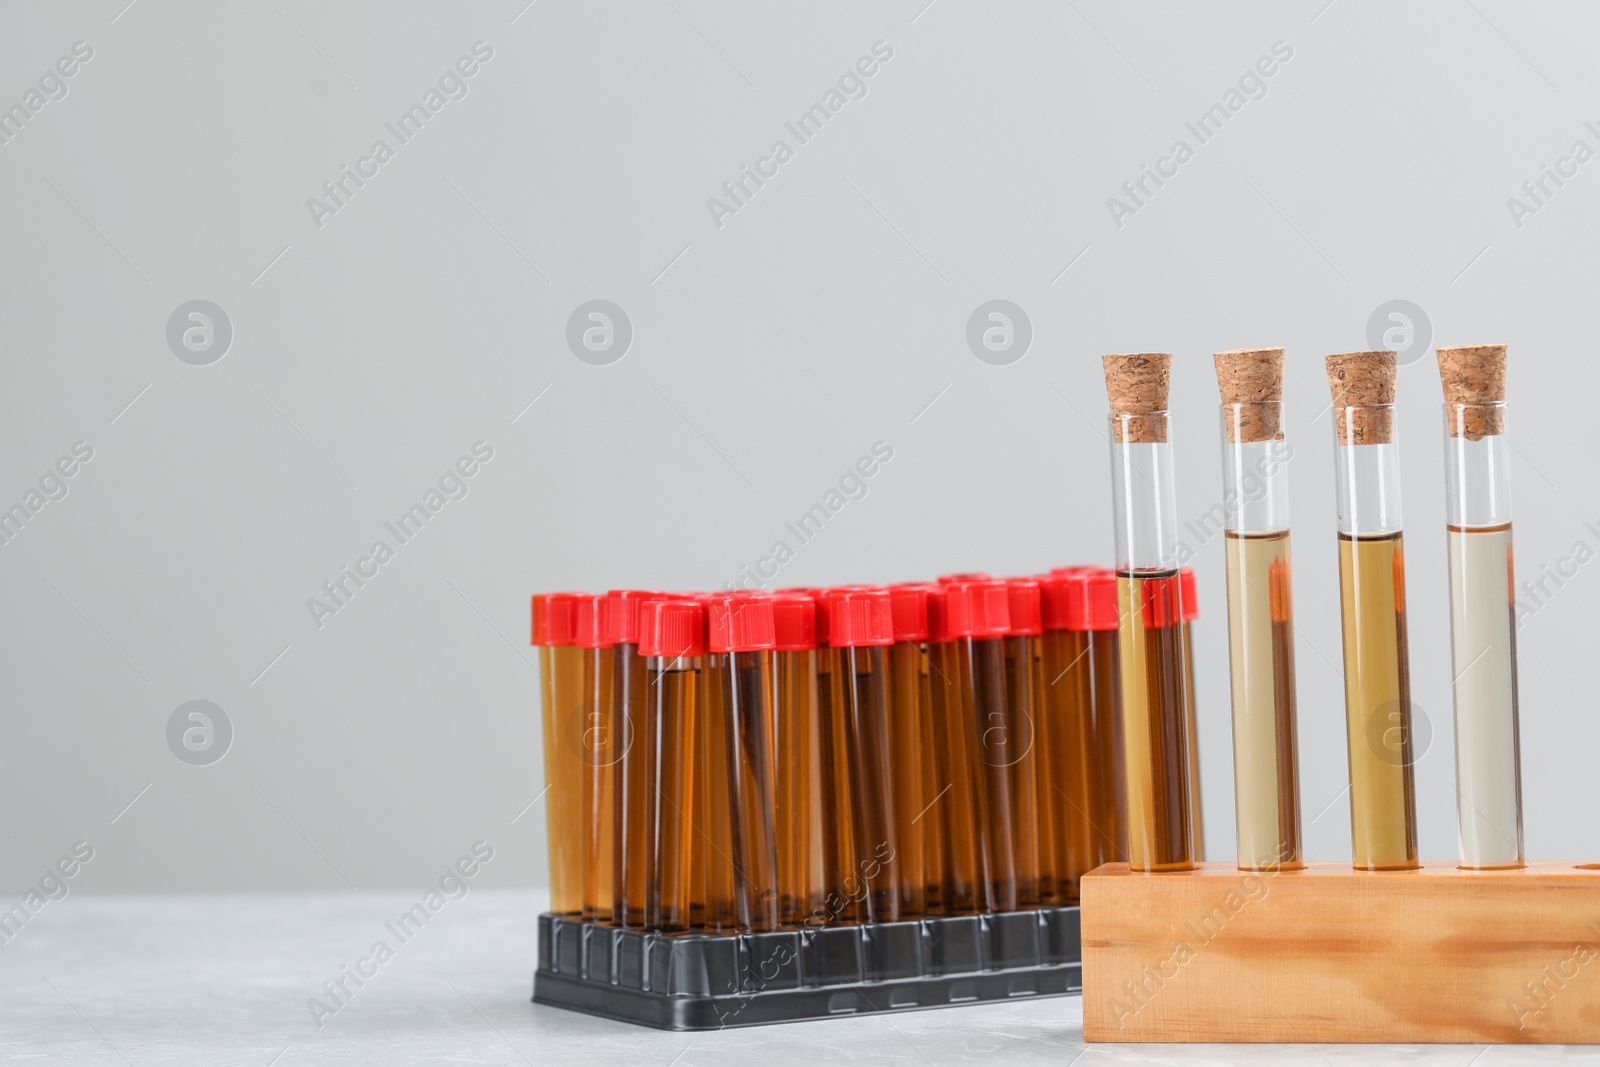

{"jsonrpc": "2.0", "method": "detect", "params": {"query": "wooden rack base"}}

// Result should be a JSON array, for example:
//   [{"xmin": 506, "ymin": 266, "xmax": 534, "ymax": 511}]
[{"xmin": 1082, "ymin": 861, "xmax": 1600, "ymax": 1043}]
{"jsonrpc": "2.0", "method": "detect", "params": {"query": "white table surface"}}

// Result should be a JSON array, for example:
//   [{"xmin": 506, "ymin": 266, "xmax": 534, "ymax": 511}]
[{"xmin": 0, "ymin": 890, "xmax": 1591, "ymax": 1066}]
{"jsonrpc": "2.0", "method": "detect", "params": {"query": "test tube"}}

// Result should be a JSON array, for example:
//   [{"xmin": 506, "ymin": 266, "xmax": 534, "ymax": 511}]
[
  {"xmin": 1179, "ymin": 569, "xmax": 1204, "ymax": 861},
  {"xmin": 1103, "ymin": 353, "xmax": 1194, "ymax": 873},
  {"xmin": 782, "ymin": 587, "xmax": 857, "ymax": 923},
  {"xmin": 942, "ymin": 579, "xmax": 1018, "ymax": 911},
  {"xmin": 1003, "ymin": 578, "xmax": 1045, "ymax": 909},
  {"xmin": 1437, "ymin": 344, "xmax": 1524, "ymax": 870},
  {"xmin": 826, "ymin": 587, "xmax": 901, "ymax": 923},
  {"xmin": 607, "ymin": 590, "xmax": 666, "ymax": 927},
  {"xmin": 707, "ymin": 594, "xmax": 781, "ymax": 931},
  {"xmin": 640, "ymin": 598, "xmax": 703, "ymax": 931},
  {"xmin": 694, "ymin": 594, "xmax": 737, "ymax": 932},
  {"xmin": 925, "ymin": 586, "xmax": 985, "ymax": 914},
  {"xmin": 887, "ymin": 583, "xmax": 937, "ymax": 917},
  {"xmin": 770, "ymin": 594, "xmax": 827, "ymax": 926},
  {"xmin": 1213, "ymin": 347, "xmax": 1304, "ymax": 872},
  {"xmin": 532, "ymin": 592, "xmax": 586, "ymax": 915},
  {"xmin": 572, "ymin": 595, "xmax": 617, "ymax": 922},
  {"xmin": 1326, "ymin": 351, "xmax": 1419, "ymax": 871}
]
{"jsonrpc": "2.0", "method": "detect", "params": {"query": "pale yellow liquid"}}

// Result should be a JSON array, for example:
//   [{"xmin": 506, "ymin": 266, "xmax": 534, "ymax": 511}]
[
  {"xmin": 1337, "ymin": 532, "xmax": 1419, "ymax": 871},
  {"xmin": 1447, "ymin": 523, "xmax": 1524, "ymax": 869},
  {"xmin": 1224, "ymin": 531, "xmax": 1303, "ymax": 871}
]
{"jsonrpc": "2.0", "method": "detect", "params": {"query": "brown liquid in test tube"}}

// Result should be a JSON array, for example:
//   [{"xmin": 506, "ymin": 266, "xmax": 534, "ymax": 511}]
[
  {"xmin": 887, "ymin": 584, "xmax": 937, "ymax": 918},
  {"xmin": 607, "ymin": 590, "xmax": 666, "ymax": 928},
  {"xmin": 639, "ymin": 599, "xmax": 703, "ymax": 932},
  {"xmin": 826, "ymin": 587, "xmax": 901, "ymax": 923},
  {"xmin": 925, "ymin": 586, "xmax": 983, "ymax": 914},
  {"xmin": 1103, "ymin": 353, "xmax": 1195, "ymax": 873},
  {"xmin": 770, "ymin": 594, "xmax": 827, "ymax": 926},
  {"xmin": 695, "ymin": 594, "xmax": 737, "ymax": 932},
  {"xmin": 1179, "ymin": 568, "xmax": 1204, "ymax": 861},
  {"xmin": 940, "ymin": 579, "xmax": 1020, "ymax": 911},
  {"xmin": 1326, "ymin": 351, "xmax": 1419, "ymax": 871},
  {"xmin": 1002, "ymin": 578, "xmax": 1045, "ymax": 909},
  {"xmin": 784, "ymin": 588, "xmax": 858, "ymax": 924},
  {"xmin": 707, "ymin": 594, "xmax": 780, "ymax": 932},
  {"xmin": 532, "ymin": 593, "xmax": 587, "ymax": 915},
  {"xmin": 572, "ymin": 595, "xmax": 617, "ymax": 922}
]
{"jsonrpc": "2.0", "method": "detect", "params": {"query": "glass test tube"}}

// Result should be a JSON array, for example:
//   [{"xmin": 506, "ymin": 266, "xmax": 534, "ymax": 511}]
[
  {"xmin": 926, "ymin": 587, "xmax": 985, "ymax": 915},
  {"xmin": 1180, "ymin": 568, "xmax": 1204, "ymax": 861},
  {"xmin": 608, "ymin": 590, "xmax": 665, "ymax": 927},
  {"xmin": 1214, "ymin": 348, "xmax": 1304, "ymax": 872},
  {"xmin": 695, "ymin": 596, "xmax": 736, "ymax": 933},
  {"xmin": 1002, "ymin": 578, "xmax": 1044, "ymax": 909},
  {"xmin": 532, "ymin": 592, "xmax": 587, "ymax": 915},
  {"xmin": 1103, "ymin": 352, "xmax": 1194, "ymax": 873},
  {"xmin": 708, "ymin": 594, "xmax": 781, "ymax": 931},
  {"xmin": 887, "ymin": 584, "xmax": 937, "ymax": 917},
  {"xmin": 943, "ymin": 579, "xmax": 1019, "ymax": 910},
  {"xmin": 572, "ymin": 595, "xmax": 617, "ymax": 922},
  {"xmin": 788, "ymin": 587, "xmax": 858, "ymax": 924},
  {"xmin": 640, "ymin": 599, "xmax": 702, "ymax": 932},
  {"xmin": 1438, "ymin": 344, "xmax": 1524, "ymax": 870},
  {"xmin": 827, "ymin": 588, "xmax": 901, "ymax": 923},
  {"xmin": 770, "ymin": 594, "xmax": 827, "ymax": 927},
  {"xmin": 1038, "ymin": 569, "xmax": 1123, "ymax": 903},
  {"xmin": 1326, "ymin": 351, "xmax": 1419, "ymax": 871}
]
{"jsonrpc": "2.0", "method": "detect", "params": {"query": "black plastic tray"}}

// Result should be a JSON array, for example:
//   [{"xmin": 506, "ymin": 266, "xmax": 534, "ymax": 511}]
[{"xmin": 533, "ymin": 906, "xmax": 1081, "ymax": 1030}]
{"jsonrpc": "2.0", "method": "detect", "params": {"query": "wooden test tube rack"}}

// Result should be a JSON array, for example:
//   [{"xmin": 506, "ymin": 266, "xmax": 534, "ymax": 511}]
[{"xmin": 1082, "ymin": 861, "xmax": 1600, "ymax": 1044}]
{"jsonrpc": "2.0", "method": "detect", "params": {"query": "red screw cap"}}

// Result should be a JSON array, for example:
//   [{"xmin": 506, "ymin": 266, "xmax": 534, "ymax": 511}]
[
  {"xmin": 940, "ymin": 580, "xmax": 1011, "ymax": 639},
  {"xmin": 573, "ymin": 594, "xmax": 611, "ymax": 649},
  {"xmin": 770, "ymin": 593, "xmax": 817, "ymax": 651},
  {"xmin": 777, "ymin": 587, "xmax": 829, "ymax": 645},
  {"xmin": 887, "ymin": 583, "xmax": 932, "ymax": 643},
  {"xmin": 1065, "ymin": 571, "xmax": 1121, "ymax": 632},
  {"xmin": 707, "ymin": 593, "xmax": 777, "ymax": 653},
  {"xmin": 1004, "ymin": 577, "xmax": 1043, "ymax": 636},
  {"xmin": 826, "ymin": 587, "xmax": 895, "ymax": 647},
  {"xmin": 531, "ymin": 592, "xmax": 585, "ymax": 646},
  {"xmin": 605, "ymin": 590, "xmax": 668, "ymax": 645},
  {"xmin": 639, "ymin": 600, "xmax": 705, "ymax": 658},
  {"xmin": 1180, "ymin": 567, "xmax": 1200, "ymax": 623}
]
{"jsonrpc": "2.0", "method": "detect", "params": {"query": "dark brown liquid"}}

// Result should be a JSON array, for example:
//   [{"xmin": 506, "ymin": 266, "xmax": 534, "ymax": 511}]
[
  {"xmin": 841, "ymin": 645, "xmax": 899, "ymax": 923},
  {"xmin": 612, "ymin": 644, "xmax": 649, "ymax": 926},
  {"xmin": 887, "ymin": 642, "xmax": 930, "ymax": 917},
  {"xmin": 929, "ymin": 641, "xmax": 983, "ymax": 914},
  {"xmin": 774, "ymin": 649, "xmax": 825, "ymax": 926},
  {"xmin": 1002, "ymin": 634, "xmax": 1041, "ymax": 908},
  {"xmin": 816, "ymin": 648, "xmax": 859, "ymax": 923},
  {"xmin": 645, "ymin": 661, "xmax": 696, "ymax": 932},
  {"xmin": 1116, "ymin": 570, "xmax": 1194, "ymax": 873},
  {"xmin": 724, "ymin": 650, "xmax": 779, "ymax": 932},
  {"xmin": 963, "ymin": 636, "xmax": 1016, "ymax": 912},
  {"xmin": 695, "ymin": 654, "xmax": 737, "ymax": 931}
]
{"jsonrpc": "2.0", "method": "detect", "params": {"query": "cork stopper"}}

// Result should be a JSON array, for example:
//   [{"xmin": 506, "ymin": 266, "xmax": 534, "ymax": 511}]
[
  {"xmin": 1437, "ymin": 344, "xmax": 1507, "ymax": 439},
  {"xmin": 1102, "ymin": 353, "xmax": 1171, "ymax": 443},
  {"xmin": 1324, "ymin": 351, "xmax": 1396, "ymax": 445},
  {"xmin": 1213, "ymin": 348, "xmax": 1284, "ymax": 443}
]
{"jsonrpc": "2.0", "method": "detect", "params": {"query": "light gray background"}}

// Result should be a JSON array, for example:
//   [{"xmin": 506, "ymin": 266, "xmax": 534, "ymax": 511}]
[{"xmin": 3, "ymin": 0, "xmax": 1597, "ymax": 904}]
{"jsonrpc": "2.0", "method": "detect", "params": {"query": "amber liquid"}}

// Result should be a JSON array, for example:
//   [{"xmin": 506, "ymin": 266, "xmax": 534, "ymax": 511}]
[
  {"xmin": 841, "ymin": 646, "xmax": 900, "ymax": 923},
  {"xmin": 612, "ymin": 644, "xmax": 649, "ymax": 926},
  {"xmin": 645, "ymin": 659, "xmax": 696, "ymax": 932},
  {"xmin": 816, "ymin": 647, "xmax": 859, "ymax": 923},
  {"xmin": 887, "ymin": 642, "xmax": 930, "ymax": 917},
  {"xmin": 543, "ymin": 644, "xmax": 586, "ymax": 914},
  {"xmin": 1002, "ymin": 634, "xmax": 1042, "ymax": 908},
  {"xmin": 580, "ymin": 646, "xmax": 617, "ymax": 921},
  {"xmin": 774, "ymin": 649, "xmax": 826, "ymax": 925},
  {"xmin": 1182, "ymin": 622, "xmax": 1204, "ymax": 861},
  {"xmin": 696, "ymin": 654, "xmax": 737, "ymax": 931},
  {"xmin": 1037, "ymin": 629, "xmax": 1127, "ymax": 899},
  {"xmin": 1116, "ymin": 571, "xmax": 1194, "ymax": 873},
  {"xmin": 1224, "ymin": 531, "xmax": 1304, "ymax": 871},
  {"xmin": 961, "ymin": 637, "xmax": 1015, "ymax": 911},
  {"xmin": 1338, "ymin": 532, "xmax": 1419, "ymax": 871},
  {"xmin": 929, "ymin": 641, "xmax": 984, "ymax": 914},
  {"xmin": 724, "ymin": 650, "xmax": 779, "ymax": 932}
]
